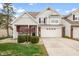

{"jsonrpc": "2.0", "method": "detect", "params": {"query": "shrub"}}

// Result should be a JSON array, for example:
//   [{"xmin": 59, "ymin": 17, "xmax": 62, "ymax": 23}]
[
  {"xmin": 27, "ymin": 35, "xmax": 31, "ymax": 42},
  {"xmin": 26, "ymin": 35, "xmax": 31, "ymax": 42},
  {"xmin": 17, "ymin": 35, "xmax": 26, "ymax": 43},
  {"xmin": 64, "ymin": 36, "xmax": 71, "ymax": 39},
  {"xmin": 30, "ymin": 36, "xmax": 39, "ymax": 43}
]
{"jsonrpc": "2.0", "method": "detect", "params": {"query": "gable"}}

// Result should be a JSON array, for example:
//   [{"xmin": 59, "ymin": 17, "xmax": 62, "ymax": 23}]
[
  {"xmin": 13, "ymin": 13, "xmax": 38, "ymax": 25},
  {"xmin": 36, "ymin": 7, "xmax": 60, "ymax": 17},
  {"xmin": 65, "ymin": 9, "xmax": 79, "ymax": 19},
  {"xmin": 64, "ymin": 8, "xmax": 79, "ymax": 21},
  {"xmin": 63, "ymin": 8, "xmax": 79, "ymax": 25},
  {"xmin": 72, "ymin": 8, "xmax": 79, "ymax": 15}
]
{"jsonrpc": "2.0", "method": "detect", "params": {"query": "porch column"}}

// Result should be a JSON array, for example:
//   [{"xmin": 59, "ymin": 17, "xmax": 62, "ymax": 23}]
[
  {"xmin": 36, "ymin": 26, "xmax": 38, "ymax": 36},
  {"xmin": 13, "ymin": 25, "xmax": 18, "ymax": 39},
  {"xmin": 28, "ymin": 25, "xmax": 29, "ymax": 35}
]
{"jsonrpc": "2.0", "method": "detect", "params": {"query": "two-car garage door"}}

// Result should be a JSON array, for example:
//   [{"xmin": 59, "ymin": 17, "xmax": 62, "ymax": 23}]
[{"xmin": 41, "ymin": 27, "xmax": 62, "ymax": 37}]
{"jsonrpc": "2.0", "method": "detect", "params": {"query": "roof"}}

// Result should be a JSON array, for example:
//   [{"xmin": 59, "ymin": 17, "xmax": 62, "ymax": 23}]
[
  {"xmin": 28, "ymin": 12, "xmax": 39, "ymax": 18},
  {"xmin": 64, "ymin": 19, "xmax": 79, "ymax": 25},
  {"xmin": 28, "ymin": 7, "xmax": 61, "ymax": 18},
  {"xmin": 12, "ymin": 11, "xmax": 38, "ymax": 24}
]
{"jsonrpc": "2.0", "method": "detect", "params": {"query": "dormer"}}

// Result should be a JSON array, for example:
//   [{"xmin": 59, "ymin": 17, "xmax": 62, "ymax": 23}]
[{"xmin": 73, "ymin": 14, "xmax": 79, "ymax": 21}]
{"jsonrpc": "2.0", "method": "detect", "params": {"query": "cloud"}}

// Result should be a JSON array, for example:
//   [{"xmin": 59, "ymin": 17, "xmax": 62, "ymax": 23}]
[
  {"xmin": 14, "ymin": 8, "xmax": 25, "ymax": 17},
  {"xmin": 0, "ymin": 3, "xmax": 3, "ymax": 9},
  {"xmin": 28, "ymin": 3, "xmax": 34, "ymax": 5},
  {"xmin": 71, "ymin": 8, "xmax": 77, "ymax": 11},
  {"xmin": 15, "ymin": 14, "xmax": 20, "ymax": 17},
  {"xmin": 56, "ymin": 9, "xmax": 60, "ymax": 12},
  {"xmin": 12, "ymin": 5, "xmax": 17, "ymax": 10},
  {"xmin": 28, "ymin": 3, "xmax": 37, "ymax": 6},
  {"xmin": 17, "ymin": 8, "xmax": 25, "ymax": 13},
  {"xmin": 65, "ymin": 8, "xmax": 77, "ymax": 14},
  {"xmin": 12, "ymin": 5, "xmax": 25, "ymax": 13},
  {"xmin": 12, "ymin": 6, "xmax": 25, "ymax": 17}
]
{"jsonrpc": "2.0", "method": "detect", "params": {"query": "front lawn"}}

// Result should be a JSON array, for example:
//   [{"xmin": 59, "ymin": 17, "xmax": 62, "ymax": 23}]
[{"xmin": 0, "ymin": 43, "xmax": 48, "ymax": 56}]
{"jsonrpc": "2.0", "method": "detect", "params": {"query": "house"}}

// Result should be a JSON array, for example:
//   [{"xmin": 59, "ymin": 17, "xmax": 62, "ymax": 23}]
[
  {"xmin": 63, "ymin": 8, "xmax": 79, "ymax": 39},
  {"xmin": 12, "ymin": 7, "xmax": 64, "ymax": 39}
]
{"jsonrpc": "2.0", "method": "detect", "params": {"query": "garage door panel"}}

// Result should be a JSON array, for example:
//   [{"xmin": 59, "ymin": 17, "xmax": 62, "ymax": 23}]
[
  {"xmin": 73, "ymin": 27, "xmax": 79, "ymax": 39},
  {"xmin": 41, "ymin": 27, "xmax": 62, "ymax": 37}
]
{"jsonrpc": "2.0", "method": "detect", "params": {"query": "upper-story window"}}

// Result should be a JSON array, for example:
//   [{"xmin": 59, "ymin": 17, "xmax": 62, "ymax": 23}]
[
  {"xmin": 51, "ymin": 20, "xmax": 58, "ymax": 23},
  {"xmin": 50, "ymin": 15, "xmax": 59, "ymax": 23},
  {"xmin": 73, "ymin": 15, "xmax": 79, "ymax": 20}
]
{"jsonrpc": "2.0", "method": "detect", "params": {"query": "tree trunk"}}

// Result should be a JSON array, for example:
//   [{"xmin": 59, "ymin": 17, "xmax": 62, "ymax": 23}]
[
  {"xmin": 6, "ymin": 4, "xmax": 10, "ymax": 37},
  {"xmin": 6, "ymin": 15, "xmax": 10, "ymax": 37},
  {"xmin": 6, "ymin": 25, "xmax": 9, "ymax": 37}
]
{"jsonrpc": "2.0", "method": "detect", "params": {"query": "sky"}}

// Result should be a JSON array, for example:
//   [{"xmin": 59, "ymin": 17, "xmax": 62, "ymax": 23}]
[{"xmin": 0, "ymin": 3, "xmax": 79, "ymax": 17}]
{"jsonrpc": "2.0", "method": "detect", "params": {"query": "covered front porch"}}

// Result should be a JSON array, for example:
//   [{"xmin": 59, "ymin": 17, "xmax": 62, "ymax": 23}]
[
  {"xmin": 17, "ymin": 25, "xmax": 38, "ymax": 36},
  {"xmin": 13, "ymin": 25, "xmax": 39, "ymax": 39}
]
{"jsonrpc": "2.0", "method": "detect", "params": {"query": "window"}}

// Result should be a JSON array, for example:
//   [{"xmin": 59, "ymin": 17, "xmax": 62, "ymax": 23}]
[
  {"xmin": 39, "ymin": 17, "xmax": 47, "ymax": 23},
  {"xmin": 32, "ymin": 32, "xmax": 36, "ymax": 36},
  {"xmin": 73, "ymin": 15, "xmax": 79, "ymax": 20},
  {"xmin": 50, "ymin": 16, "xmax": 59, "ymax": 23},
  {"xmin": 46, "ymin": 28, "xmax": 56, "ymax": 30},
  {"xmin": 73, "ymin": 15, "xmax": 75, "ymax": 20},
  {"xmin": 39, "ymin": 18, "xmax": 41, "ymax": 23},
  {"xmin": 51, "ymin": 20, "xmax": 58, "ymax": 23}
]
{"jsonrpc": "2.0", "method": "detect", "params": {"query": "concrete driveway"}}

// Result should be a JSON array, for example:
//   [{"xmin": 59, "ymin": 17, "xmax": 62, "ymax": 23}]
[{"xmin": 42, "ymin": 38, "xmax": 79, "ymax": 56}]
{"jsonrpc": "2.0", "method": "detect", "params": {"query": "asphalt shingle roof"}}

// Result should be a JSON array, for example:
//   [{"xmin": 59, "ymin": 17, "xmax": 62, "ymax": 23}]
[
  {"xmin": 28, "ymin": 12, "xmax": 39, "ymax": 18},
  {"xmin": 64, "ymin": 19, "xmax": 79, "ymax": 26}
]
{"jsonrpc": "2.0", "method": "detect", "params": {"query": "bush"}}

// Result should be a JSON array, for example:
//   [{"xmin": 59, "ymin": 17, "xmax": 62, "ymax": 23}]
[
  {"xmin": 17, "ymin": 34, "xmax": 39, "ymax": 43},
  {"xmin": 30, "ymin": 36, "xmax": 39, "ymax": 43},
  {"xmin": 26, "ymin": 35, "xmax": 31, "ymax": 42},
  {"xmin": 64, "ymin": 36, "xmax": 71, "ymax": 39},
  {"xmin": 17, "ymin": 35, "xmax": 26, "ymax": 43}
]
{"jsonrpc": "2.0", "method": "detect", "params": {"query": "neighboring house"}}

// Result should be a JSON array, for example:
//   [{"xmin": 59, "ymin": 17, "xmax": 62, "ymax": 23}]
[
  {"xmin": 12, "ymin": 7, "xmax": 64, "ymax": 39},
  {"xmin": 63, "ymin": 8, "xmax": 79, "ymax": 39}
]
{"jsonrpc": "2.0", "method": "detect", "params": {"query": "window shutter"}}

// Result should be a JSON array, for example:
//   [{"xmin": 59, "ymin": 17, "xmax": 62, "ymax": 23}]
[
  {"xmin": 44, "ymin": 17, "xmax": 46, "ymax": 23},
  {"xmin": 39, "ymin": 18, "xmax": 41, "ymax": 23},
  {"xmin": 73, "ymin": 15, "xmax": 75, "ymax": 20}
]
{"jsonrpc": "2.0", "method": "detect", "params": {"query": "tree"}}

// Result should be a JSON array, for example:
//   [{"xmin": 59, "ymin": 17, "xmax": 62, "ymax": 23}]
[
  {"xmin": 0, "ymin": 13, "xmax": 6, "ymax": 28},
  {"xmin": 2, "ymin": 3, "xmax": 15, "ymax": 37}
]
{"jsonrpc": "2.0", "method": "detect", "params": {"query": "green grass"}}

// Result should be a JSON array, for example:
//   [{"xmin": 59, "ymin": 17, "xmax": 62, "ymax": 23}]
[{"xmin": 0, "ymin": 43, "xmax": 48, "ymax": 56}]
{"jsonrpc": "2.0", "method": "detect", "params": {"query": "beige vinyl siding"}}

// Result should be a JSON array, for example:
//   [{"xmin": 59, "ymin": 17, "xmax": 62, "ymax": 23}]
[{"xmin": 62, "ymin": 19, "xmax": 71, "ymax": 37}]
